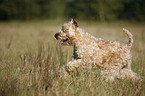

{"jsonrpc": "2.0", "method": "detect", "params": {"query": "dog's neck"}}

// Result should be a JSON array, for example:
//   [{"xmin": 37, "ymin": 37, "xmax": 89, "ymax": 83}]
[{"xmin": 72, "ymin": 28, "xmax": 85, "ymax": 59}]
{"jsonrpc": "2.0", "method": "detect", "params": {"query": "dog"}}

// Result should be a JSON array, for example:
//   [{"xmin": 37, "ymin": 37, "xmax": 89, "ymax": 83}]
[{"xmin": 54, "ymin": 19, "xmax": 140, "ymax": 81}]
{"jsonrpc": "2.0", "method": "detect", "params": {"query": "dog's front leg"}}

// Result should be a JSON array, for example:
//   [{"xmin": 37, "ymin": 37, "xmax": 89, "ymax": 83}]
[{"xmin": 65, "ymin": 59, "xmax": 82, "ymax": 74}]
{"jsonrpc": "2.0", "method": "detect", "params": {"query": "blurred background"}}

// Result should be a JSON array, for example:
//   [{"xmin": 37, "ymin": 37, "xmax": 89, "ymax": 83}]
[{"xmin": 0, "ymin": 0, "xmax": 145, "ymax": 21}]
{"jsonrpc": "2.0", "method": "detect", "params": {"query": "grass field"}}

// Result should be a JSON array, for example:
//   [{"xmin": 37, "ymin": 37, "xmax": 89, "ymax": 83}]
[{"xmin": 0, "ymin": 20, "xmax": 145, "ymax": 96}]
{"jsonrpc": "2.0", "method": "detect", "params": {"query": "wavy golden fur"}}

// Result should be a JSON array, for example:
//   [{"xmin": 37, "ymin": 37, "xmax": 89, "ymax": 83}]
[{"xmin": 54, "ymin": 19, "xmax": 140, "ymax": 81}]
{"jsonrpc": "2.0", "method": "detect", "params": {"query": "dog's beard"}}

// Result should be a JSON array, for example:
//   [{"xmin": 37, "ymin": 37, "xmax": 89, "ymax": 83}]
[{"xmin": 59, "ymin": 37, "xmax": 69, "ymax": 45}]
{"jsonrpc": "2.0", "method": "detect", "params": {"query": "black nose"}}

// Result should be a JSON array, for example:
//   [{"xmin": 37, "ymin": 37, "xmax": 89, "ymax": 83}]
[{"xmin": 54, "ymin": 33, "xmax": 59, "ymax": 40}]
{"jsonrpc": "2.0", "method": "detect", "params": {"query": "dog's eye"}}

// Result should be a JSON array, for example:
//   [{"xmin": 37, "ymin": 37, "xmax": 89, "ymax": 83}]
[{"xmin": 62, "ymin": 29, "xmax": 67, "ymax": 33}]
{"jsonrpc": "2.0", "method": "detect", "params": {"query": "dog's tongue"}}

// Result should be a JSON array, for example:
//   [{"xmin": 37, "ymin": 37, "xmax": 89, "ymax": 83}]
[{"xmin": 59, "ymin": 40, "xmax": 64, "ymax": 45}]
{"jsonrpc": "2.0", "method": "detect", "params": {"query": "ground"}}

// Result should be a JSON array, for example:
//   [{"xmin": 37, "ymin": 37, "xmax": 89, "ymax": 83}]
[{"xmin": 0, "ymin": 20, "xmax": 145, "ymax": 96}]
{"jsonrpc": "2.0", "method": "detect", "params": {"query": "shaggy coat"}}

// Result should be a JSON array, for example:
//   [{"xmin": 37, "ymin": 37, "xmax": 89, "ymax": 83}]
[{"xmin": 54, "ymin": 19, "xmax": 139, "ymax": 81}]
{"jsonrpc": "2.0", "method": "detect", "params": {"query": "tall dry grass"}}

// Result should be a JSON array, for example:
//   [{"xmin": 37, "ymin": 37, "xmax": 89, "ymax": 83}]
[{"xmin": 0, "ymin": 20, "xmax": 145, "ymax": 96}]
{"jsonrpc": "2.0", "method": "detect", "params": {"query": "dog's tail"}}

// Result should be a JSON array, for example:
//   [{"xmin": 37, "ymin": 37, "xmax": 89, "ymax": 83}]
[{"xmin": 122, "ymin": 28, "xmax": 133, "ymax": 48}]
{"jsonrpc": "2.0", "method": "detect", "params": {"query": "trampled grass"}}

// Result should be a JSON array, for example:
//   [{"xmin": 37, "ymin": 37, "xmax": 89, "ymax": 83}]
[{"xmin": 0, "ymin": 20, "xmax": 145, "ymax": 96}]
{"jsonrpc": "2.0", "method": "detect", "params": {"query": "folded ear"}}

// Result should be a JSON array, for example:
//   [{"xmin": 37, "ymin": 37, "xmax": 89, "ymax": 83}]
[
  {"xmin": 73, "ymin": 20, "xmax": 78, "ymax": 28},
  {"xmin": 70, "ymin": 18, "xmax": 79, "ymax": 28}
]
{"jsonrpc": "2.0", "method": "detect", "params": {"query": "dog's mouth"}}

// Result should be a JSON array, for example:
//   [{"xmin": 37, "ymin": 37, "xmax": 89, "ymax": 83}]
[
  {"xmin": 59, "ymin": 37, "xmax": 69, "ymax": 45},
  {"xmin": 54, "ymin": 33, "xmax": 69, "ymax": 45}
]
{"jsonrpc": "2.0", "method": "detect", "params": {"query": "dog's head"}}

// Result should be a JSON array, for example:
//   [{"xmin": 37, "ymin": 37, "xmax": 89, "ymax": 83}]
[{"xmin": 54, "ymin": 19, "xmax": 79, "ymax": 45}]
